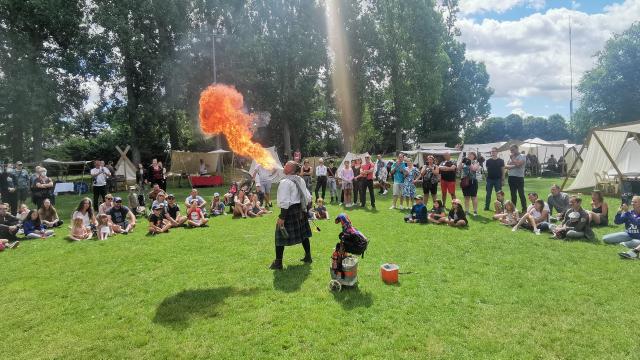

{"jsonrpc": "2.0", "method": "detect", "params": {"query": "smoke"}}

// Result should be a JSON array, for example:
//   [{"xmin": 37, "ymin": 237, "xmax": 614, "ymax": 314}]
[{"xmin": 199, "ymin": 84, "xmax": 277, "ymax": 169}]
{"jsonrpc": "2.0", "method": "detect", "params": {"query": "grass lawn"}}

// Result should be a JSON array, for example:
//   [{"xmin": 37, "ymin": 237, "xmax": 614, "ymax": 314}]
[{"xmin": 2, "ymin": 177, "xmax": 640, "ymax": 359}]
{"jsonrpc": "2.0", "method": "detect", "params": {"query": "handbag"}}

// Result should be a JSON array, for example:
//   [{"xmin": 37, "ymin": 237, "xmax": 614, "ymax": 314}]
[{"xmin": 460, "ymin": 176, "xmax": 470, "ymax": 188}]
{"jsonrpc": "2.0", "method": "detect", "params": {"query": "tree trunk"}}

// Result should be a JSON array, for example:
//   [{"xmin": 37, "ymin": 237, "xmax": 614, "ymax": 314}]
[
  {"xmin": 283, "ymin": 121, "xmax": 292, "ymax": 160},
  {"xmin": 32, "ymin": 120, "xmax": 43, "ymax": 162},
  {"xmin": 390, "ymin": 64, "xmax": 403, "ymax": 152},
  {"xmin": 11, "ymin": 116, "xmax": 24, "ymax": 162}
]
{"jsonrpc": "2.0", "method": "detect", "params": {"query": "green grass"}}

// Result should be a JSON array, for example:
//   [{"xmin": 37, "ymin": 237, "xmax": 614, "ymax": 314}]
[{"xmin": 2, "ymin": 177, "xmax": 640, "ymax": 359}]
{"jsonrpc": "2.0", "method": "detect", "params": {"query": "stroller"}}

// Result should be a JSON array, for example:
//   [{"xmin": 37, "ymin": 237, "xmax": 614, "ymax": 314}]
[{"xmin": 329, "ymin": 214, "xmax": 369, "ymax": 292}]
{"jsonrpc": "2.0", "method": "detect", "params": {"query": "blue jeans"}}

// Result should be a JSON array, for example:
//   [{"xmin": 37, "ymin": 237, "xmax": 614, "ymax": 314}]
[
  {"xmin": 603, "ymin": 232, "xmax": 640, "ymax": 248},
  {"xmin": 485, "ymin": 178, "xmax": 502, "ymax": 210}
]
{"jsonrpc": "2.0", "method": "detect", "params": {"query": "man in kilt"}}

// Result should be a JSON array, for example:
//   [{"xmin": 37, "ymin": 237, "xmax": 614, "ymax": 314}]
[{"xmin": 270, "ymin": 161, "xmax": 313, "ymax": 270}]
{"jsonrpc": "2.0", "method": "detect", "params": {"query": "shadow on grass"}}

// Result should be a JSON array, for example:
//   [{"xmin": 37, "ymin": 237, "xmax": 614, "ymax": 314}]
[
  {"xmin": 470, "ymin": 214, "xmax": 492, "ymax": 224},
  {"xmin": 332, "ymin": 286, "xmax": 374, "ymax": 310},
  {"xmin": 153, "ymin": 287, "xmax": 259, "ymax": 330},
  {"xmin": 273, "ymin": 264, "xmax": 311, "ymax": 293}
]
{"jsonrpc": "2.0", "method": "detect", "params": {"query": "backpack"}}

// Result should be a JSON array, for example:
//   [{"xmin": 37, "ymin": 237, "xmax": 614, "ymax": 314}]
[{"xmin": 339, "ymin": 231, "xmax": 369, "ymax": 257}]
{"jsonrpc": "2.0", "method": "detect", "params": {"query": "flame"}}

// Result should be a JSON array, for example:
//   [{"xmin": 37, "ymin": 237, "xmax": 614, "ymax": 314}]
[{"xmin": 199, "ymin": 84, "xmax": 277, "ymax": 169}]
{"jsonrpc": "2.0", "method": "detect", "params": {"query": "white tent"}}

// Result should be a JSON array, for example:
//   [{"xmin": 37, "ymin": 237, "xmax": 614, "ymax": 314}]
[
  {"xmin": 565, "ymin": 121, "xmax": 640, "ymax": 191},
  {"xmin": 169, "ymin": 150, "xmax": 220, "ymax": 175},
  {"xmin": 563, "ymin": 144, "xmax": 584, "ymax": 176},
  {"xmin": 406, "ymin": 146, "xmax": 460, "ymax": 167},
  {"xmin": 114, "ymin": 145, "xmax": 137, "ymax": 182},
  {"xmin": 462, "ymin": 142, "xmax": 507, "ymax": 156},
  {"xmin": 608, "ymin": 138, "xmax": 640, "ymax": 177},
  {"xmin": 248, "ymin": 146, "xmax": 285, "ymax": 183}
]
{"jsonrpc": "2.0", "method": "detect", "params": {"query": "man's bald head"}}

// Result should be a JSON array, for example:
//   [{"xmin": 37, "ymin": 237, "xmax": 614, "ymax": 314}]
[{"xmin": 284, "ymin": 161, "xmax": 298, "ymax": 175}]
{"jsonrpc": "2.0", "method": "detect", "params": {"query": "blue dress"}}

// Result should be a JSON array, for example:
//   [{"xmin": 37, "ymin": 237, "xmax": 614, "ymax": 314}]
[{"xmin": 402, "ymin": 167, "xmax": 420, "ymax": 198}]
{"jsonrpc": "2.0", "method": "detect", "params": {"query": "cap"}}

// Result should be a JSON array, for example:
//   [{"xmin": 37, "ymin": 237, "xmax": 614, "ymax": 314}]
[
  {"xmin": 414, "ymin": 195, "xmax": 423, "ymax": 200},
  {"xmin": 214, "ymin": 192, "xmax": 220, "ymax": 197},
  {"xmin": 166, "ymin": 194, "xmax": 175, "ymax": 199},
  {"xmin": 114, "ymin": 197, "xmax": 123, "ymax": 202},
  {"xmin": 16, "ymin": 161, "xmax": 23, "ymax": 165},
  {"xmin": 152, "ymin": 204, "xmax": 163, "ymax": 210}
]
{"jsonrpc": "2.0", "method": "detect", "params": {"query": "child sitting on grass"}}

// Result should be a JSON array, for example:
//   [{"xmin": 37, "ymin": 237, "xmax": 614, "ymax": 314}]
[
  {"xmin": 311, "ymin": 198, "xmax": 328, "ymax": 220},
  {"xmin": 405, "ymin": 195, "xmax": 428, "ymax": 223},
  {"xmin": 446, "ymin": 199, "xmax": 468, "ymax": 227},
  {"xmin": 494, "ymin": 190, "xmax": 506, "ymax": 214},
  {"xmin": 68, "ymin": 217, "xmax": 91, "ymax": 241},
  {"xmin": 210, "ymin": 193, "xmax": 226, "ymax": 216},
  {"xmin": 187, "ymin": 200, "xmax": 208, "ymax": 227},
  {"xmin": 17, "ymin": 204, "xmax": 30, "ymax": 222},
  {"xmin": 97, "ymin": 213, "xmax": 112, "ymax": 240},
  {"xmin": 148, "ymin": 205, "xmax": 171, "ymax": 235},
  {"xmin": 428, "ymin": 199, "xmax": 448, "ymax": 224},
  {"xmin": 248, "ymin": 193, "xmax": 270, "ymax": 217},
  {"xmin": 23, "ymin": 210, "xmax": 54, "ymax": 239},
  {"xmin": 494, "ymin": 200, "xmax": 519, "ymax": 226}
]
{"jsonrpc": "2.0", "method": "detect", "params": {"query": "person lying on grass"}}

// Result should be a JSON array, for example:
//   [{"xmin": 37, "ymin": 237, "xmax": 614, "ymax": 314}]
[
  {"xmin": 549, "ymin": 196, "xmax": 595, "ymax": 241},
  {"xmin": 68, "ymin": 217, "xmax": 91, "ymax": 241},
  {"xmin": 405, "ymin": 195, "xmax": 427, "ymax": 223},
  {"xmin": 97, "ymin": 214, "xmax": 112, "ymax": 240},
  {"xmin": 210, "ymin": 193, "xmax": 226, "ymax": 216},
  {"xmin": 428, "ymin": 199, "xmax": 447, "ymax": 224},
  {"xmin": 186, "ymin": 200, "xmax": 208, "ymax": 227},
  {"xmin": 23, "ymin": 210, "xmax": 54, "ymax": 239},
  {"xmin": 494, "ymin": 190, "xmax": 505, "ymax": 214},
  {"xmin": 165, "ymin": 194, "xmax": 187, "ymax": 227},
  {"xmin": 494, "ymin": 200, "xmax": 519, "ymax": 226},
  {"xmin": 447, "ymin": 199, "xmax": 467, "ymax": 227},
  {"xmin": 148, "ymin": 205, "xmax": 171, "ymax": 235},
  {"xmin": 248, "ymin": 193, "xmax": 270, "ymax": 217}
]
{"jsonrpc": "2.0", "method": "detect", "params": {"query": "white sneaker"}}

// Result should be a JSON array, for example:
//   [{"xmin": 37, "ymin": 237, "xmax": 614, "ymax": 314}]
[
  {"xmin": 619, "ymin": 250, "xmax": 639, "ymax": 259},
  {"xmin": 512, "ymin": 226, "xmax": 518, "ymax": 232},
  {"xmin": 534, "ymin": 228, "xmax": 541, "ymax": 235},
  {"xmin": 383, "ymin": 190, "xmax": 388, "ymax": 195},
  {"xmin": 389, "ymin": 205, "xmax": 396, "ymax": 210},
  {"xmin": 399, "ymin": 205, "xmax": 404, "ymax": 210}
]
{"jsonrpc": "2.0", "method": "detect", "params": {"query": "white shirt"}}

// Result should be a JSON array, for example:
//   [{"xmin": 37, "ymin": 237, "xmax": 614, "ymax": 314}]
[
  {"xmin": 315, "ymin": 165, "xmax": 327, "ymax": 177},
  {"xmin": 277, "ymin": 176, "xmax": 312, "ymax": 210},
  {"xmin": 72, "ymin": 211, "xmax": 92, "ymax": 228},
  {"xmin": 527, "ymin": 202, "xmax": 550, "ymax": 222},
  {"xmin": 90, "ymin": 167, "xmax": 111, "ymax": 187}
]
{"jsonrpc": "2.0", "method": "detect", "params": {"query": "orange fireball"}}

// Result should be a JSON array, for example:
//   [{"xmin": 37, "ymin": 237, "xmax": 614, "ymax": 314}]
[{"xmin": 199, "ymin": 84, "xmax": 277, "ymax": 169}]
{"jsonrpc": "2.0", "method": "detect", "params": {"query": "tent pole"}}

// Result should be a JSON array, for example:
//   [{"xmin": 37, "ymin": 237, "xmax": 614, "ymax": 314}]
[
  {"xmin": 561, "ymin": 145, "xmax": 586, "ymax": 191},
  {"xmin": 593, "ymin": 131, "xmax": 624, "ymax": 180}
]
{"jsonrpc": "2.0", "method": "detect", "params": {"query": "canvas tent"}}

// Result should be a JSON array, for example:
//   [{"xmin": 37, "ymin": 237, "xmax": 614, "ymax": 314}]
[
  {"xmin": 607, "ymin": 139, "xmax": 640, "ymax": 177},
  {"xmin": 114, "ymin": 145, "xmax": 136, "ymax": 182},
  {"xmin": 169, "ymin": 150, "xmax": 220, "ymax": 175},
  {"xmin": 462, "ymin": 142, "xmax": 507, "ymax": 157},
  {"xmin": 563, "ymin": 144, "xmax": 584, "ymax": 176},
  {"xmin": 405, "ymin": 145, "xmax": 460, "ymax": 167},
  {"xmin": 564, "ymin": 121, "xmax": 640, "ymax": 191},
  {"xmin": 248, "ymin": 146, "xmax": 285, "ymax": 183}
]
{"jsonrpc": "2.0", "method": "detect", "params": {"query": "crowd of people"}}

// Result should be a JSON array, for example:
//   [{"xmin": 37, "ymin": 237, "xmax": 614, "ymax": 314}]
[{"xmin": 1, "ymin": 148, "xmax": 639, "ymax": 261}]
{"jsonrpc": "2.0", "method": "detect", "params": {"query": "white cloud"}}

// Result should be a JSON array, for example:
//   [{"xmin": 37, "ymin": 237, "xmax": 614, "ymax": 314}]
[
  {"xmin": 507, "ymin": 98, "xmax": 523, "ymax": 107},
  {"xmin": 458, "ymin": 0, "xmax": 640, "ymax": 102},
  {"xmin": 459, "ymin": 0, "xmax": 546, "ymax": 15},
  {"xmin": 511, "ymin": 107, "xmax": 531, "ymax": 118}
]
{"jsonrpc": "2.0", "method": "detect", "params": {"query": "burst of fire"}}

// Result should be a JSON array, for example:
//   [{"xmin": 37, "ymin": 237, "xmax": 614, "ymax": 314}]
[{"xmin": 199, "ymin": 84, "xmax": 277, "ymax": 169}]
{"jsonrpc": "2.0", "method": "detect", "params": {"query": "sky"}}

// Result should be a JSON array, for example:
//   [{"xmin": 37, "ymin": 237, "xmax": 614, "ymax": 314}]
[{"xmin": 456, "ymin": 0, "xmax": 640, "ymax": 120}]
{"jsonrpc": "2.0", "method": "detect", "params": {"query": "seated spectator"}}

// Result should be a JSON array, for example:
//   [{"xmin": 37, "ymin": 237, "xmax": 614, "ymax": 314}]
[
  {"xmin": 68, "ymin": 217, "xmax": 91, "ymax": 241},
  {"xmin": 447, "ymin": 199, "xmax": 468, "ymax": 227},
  {"xmin": 223, "ymin": 182, "xmax": 239, "ymax": 207},
  {"xmin": 494, "ymin": 190, "xmax": 506, "ymax": 214},
  {"xmin": 23, "ymin": 210, "xmax": 54, "ymax": 239},
  {"xmin": 233, "ymin": 189, "xmax": 250, "ymax": 218},
  {"xmin": 547, "ymin": 184, "xmax": 570, "ymax": 221},
  {"xmin": 248, "ymin": 193, "xmax": 270, "ymax": 217},
  {"xmin": 428, "ymin": 199, "xmax": 447, "ymax": 224},
  {"xmin": 588, "ymin": 190, "xmax": 609, "ymax": 226},
  {"xmin": 513, "ymin": 199, "xmax": 547, "ymax": 235},
  {"xmin": 210, "ymin": 193, "xmax": 226, "ymax": 216},
  {"xmin": 405, "ymin": 195, "xmax": 427, "ymax": 223},
  {"xmin": 97, "ymin": 214, "xmax": 112, "ymax": 240},
  {"xmin": 494, "ymin": 200, "xmax": 519, "ymax": 226},
  {"xmin": 38, "ymin": 198, "xmax": 63, "ymax": 228},
  {"xmin": 148, "ymin": 204, "xmax": 171, "ymax": 235},
  {"xmin": 72, "ymin": 198, "xmax": 97, "ymax": 232},
  {"xmin": 310, "ymin": 198, "xmax": 328, "ymax": 220},
  {"xmin": 549, "ymin": 196, "xmax": 595, "ymax": 240},
  {"xmin": 98, "ymin": 194, "xmax": 115, "ymax": 215},
  {"xmin": 165, "ymin": 194, "xmax": 187, "ymax": 227},
  {"xmin": 109, "ymin": 197, "xmax": 136, "ymax": 234},
  {"xmin": 0, "ymin": 238, "xmax": 19, "ymax": 250},
  {"xmin": 0, "ymin": 203, "xmax": 20, "ymax": 243},
  {"xmin": 185, "ymin": 189, "xmax": 207, "ymax": 214},
  {"xmin": 186, "ymin": 200, "xmax": 208, "ymax": 227},
  {"xmin": 17, "ymin": 204, "xmax": 30, "ymax": 222},
  {"xmin": 152, "ymin": 192, "xmax": 168, "ymax": 210},
  {"xmin": 148, "ymin": 184, "xmax": 162, "ymax": 204},
  {"xmin": 603, "ymin": 195, "xmax": 640, "ymax": 249}
]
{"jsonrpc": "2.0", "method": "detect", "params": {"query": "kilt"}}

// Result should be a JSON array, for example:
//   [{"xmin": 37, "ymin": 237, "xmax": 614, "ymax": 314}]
[{"xmin": 275, "ymin": 203, "xmax": 312, "ymax": 247}]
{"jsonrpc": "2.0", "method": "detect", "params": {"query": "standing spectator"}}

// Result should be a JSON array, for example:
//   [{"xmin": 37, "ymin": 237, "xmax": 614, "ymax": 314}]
[
  {"xmin": 158, "ymin": 161, "xmax": 167, "ymax": 190},
  {"xmin": 147, "ymin": 159, "xmax": 164, "ymax": 189},
  {"xmin": 352, "ymin": 159, "xmax": 361, "ymax": 206},
  {"xmin": 402, "ymin": 161, "xmax": 420, "ymax": 206},
  {"xmin": 300, "ymin": 159, "xmax": 313, "ymax": 192},
  {"xmin": 604, "ymin": 196, "xmax": 640, "ymax": 249},
  {"xmin": 377, "ymin": 160, "xmax": 388, "ymax": 196},
  {"xmin": 338, "ymin": 160, "xmax": 354, "ymax": 207},
  {"xmin": 14, "ymin": 161, "xmax": 30, "ymax": 209},
  {"xmin": 484, "ymin": 147, "xmax": 505, "ymax": 211},
  {"xmin": 438, "ymin": 151, "xmax": 457, "ymax": 209},
  {"xmin": 136, "ymin": 163, "xmax": 146, "ymax": 192},
  {"xmin": 389, "ymin": 154, "xmax": 407, "ymax": 209},
  {"xmin": 251, "ymin": 163, "xmax": 275, "ymax": 208},
  {"xmin": 460, "ymin": 152, "xmax": 480, "ymax": 216},
  {"xmin": 106, "ymin": 161, "xmax": 116, "ymax": 192},
  {"xmin": 375, "ymin": 155, "xmax": 386, "ymax": 180},
  {"xmin": 293, "ymin": 149, "xmax": 302, "ymax": 163},
  {"xmin": 478, "ymin": 154, "xmax": 486, "ymax": 172},
  {"xmin": 419, "ymin": 155, "xmax": 439, "ymax": 206},
  {"xmin": 31, "ymin": 167, "xmax": 54, "ymax": 209},
  {"xmin": 547, "ymin": 184, "xmax": 570, "ymax": 221},
  {"xmin": 38, "ymin": 198, "xmax": 63, "ymax": 228},
  {"xmin": 326, "ymin": 159, "xmax": 338, "ymax": 203},
  {"xmin": 90, "ymin": 160, "xmax": 111, "ymax": 212},
  {"xmin": 314, "ymin": 158, "xmax": 328, "ymax": 201},
  {"xmin": 0, "ymin": 166, "xmax": 18, "ymax": 216},
  {"xmin": 505, "ymin": 145, "xmax": 527, "ymax": 213},
  {"xmin": 359, "ymin": 155, "xmax": 376, "ymax": 209}
]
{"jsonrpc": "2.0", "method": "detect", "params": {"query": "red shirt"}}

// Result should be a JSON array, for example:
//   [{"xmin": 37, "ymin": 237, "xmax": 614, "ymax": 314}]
[{"xmin": 361, "ymin": 163, "xmax": 375, "ymax": 180}]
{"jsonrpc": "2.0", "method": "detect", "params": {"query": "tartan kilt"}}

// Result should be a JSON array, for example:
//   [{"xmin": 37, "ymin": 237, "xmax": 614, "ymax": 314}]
[{"xmin": 275, "ymin": 203, "xmax": 312, "ymax": 247}]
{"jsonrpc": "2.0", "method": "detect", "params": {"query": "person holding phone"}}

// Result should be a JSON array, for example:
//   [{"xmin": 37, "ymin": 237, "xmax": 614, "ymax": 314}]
[{"xmin": 604, "ymin": 196, "xmax": 640, "ymax": 252}]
